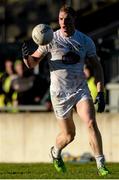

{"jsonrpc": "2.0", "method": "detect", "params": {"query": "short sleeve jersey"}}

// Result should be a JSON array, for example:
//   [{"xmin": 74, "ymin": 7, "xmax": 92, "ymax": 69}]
[{"xmin": 38, "ymin": 29, "xmax": 96, "ymax": 94}]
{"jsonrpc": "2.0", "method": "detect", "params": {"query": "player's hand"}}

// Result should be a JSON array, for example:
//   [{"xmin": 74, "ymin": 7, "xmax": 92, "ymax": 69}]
[
  {"xmin": 22, "ymin": 41, "xmax": 30, "ymax": 59},
  {"xmin": 94, "ymin": 92, "xmax": 105, "ymax": 113}
]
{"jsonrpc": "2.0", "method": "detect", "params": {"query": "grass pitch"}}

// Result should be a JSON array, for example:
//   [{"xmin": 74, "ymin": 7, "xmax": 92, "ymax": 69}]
[{"xmin": 0, "ymin": 162, "xmax": 119, "ymax": 179}]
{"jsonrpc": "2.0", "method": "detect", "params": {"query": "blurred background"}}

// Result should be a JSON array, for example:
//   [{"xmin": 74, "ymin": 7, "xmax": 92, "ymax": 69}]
[{"xmin": 0, "ymin": 0, "xmax": 119, "ymax": 163}]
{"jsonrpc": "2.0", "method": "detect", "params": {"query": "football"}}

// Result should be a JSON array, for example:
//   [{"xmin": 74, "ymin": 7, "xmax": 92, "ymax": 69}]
[{"xmin": 32, "ymin": 24, "xmax": 53, "ymax": 45}]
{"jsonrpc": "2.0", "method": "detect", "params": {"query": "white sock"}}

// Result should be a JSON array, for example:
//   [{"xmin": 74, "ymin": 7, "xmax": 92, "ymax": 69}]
[
  {"xmin": 52, "ymin": 146, "xmax": 61, "ymax": 158},
  {"xmin": 95, "ymin": 155, "xmax": 105, "ymax": 169}
]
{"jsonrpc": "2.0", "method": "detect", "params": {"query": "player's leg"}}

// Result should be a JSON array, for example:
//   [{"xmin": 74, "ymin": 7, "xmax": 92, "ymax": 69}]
[
  {"xmin": 55, "ymin": 114, "xmax": 76, "ymax": 150},
  {"xmin": 76, "ymin": 99, "xmax": 109, "ymax": 176},
  {"xmin": 50, "ymin": 112, "xmax": 76, "ymax": 172},
  {"xmin": 76, "ymin": 99, "xmax": 103, "ymax": 155}
]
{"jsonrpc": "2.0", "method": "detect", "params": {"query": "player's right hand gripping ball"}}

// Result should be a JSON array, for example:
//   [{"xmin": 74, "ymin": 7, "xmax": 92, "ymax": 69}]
[
  {"xmin": 22, "ymin": 42, "xmax": 29, "ymax": 59},
  {"xmin": 94, "ymin": 92, "xmax": 105, "ymax": 113},
  {"xmin": 32, "ymin": 24, "xmax": 53, "ymax": 45}
]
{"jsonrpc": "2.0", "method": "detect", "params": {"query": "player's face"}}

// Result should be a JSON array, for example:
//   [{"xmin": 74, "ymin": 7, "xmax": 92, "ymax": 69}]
[{"xmin": 59, "ymin": 11, "xmax": 75, "ymax": 37}]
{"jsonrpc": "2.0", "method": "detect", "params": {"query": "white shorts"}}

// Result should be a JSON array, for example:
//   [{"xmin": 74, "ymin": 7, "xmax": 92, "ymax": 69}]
[{"xmin": 50, "ymin": 82, "xmax": 92, "ymax": 119}]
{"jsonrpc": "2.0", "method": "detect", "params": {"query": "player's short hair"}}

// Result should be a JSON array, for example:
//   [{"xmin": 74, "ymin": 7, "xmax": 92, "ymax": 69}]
[{"xmin": 59, "ymin": 5, "xmax": 76, "ymax": 17}]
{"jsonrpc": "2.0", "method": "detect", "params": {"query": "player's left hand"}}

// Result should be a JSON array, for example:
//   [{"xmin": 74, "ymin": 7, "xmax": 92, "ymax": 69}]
[{"xmin": 94, "ymin": 92, "xmax": 105, "ymax": 113}]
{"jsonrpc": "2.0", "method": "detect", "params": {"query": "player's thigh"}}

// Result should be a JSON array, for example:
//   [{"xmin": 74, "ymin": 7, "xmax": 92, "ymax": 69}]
[
  {"xmin": 76, "ymin": 98, "xmax": 96, "ymax": 123},
  {"xmin": 57, "ymin": 113, "xmax": 76, "ymax": 135}
]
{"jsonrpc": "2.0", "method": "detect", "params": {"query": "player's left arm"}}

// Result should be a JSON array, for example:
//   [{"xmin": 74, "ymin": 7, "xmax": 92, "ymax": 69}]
[{"xmin": 88, "ymin": 55, "xmax": 105, "ymax": 112}]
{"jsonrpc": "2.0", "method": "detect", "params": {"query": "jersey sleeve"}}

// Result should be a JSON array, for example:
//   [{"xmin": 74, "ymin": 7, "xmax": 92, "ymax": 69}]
[{"xmin": 85, "ymin": 36, "xmax": 96, "ymax": 57}]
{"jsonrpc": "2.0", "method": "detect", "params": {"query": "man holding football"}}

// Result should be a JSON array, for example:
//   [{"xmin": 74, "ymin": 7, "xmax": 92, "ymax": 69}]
[{"xmin": 22, "ymin": 5, "xmax": 109, "ymax": 176}]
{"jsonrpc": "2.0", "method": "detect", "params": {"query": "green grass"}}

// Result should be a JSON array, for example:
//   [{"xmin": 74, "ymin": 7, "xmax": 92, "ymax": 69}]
[{"xmin": 0, "ymin": 162, "xmax": 118, "ymax": 179}]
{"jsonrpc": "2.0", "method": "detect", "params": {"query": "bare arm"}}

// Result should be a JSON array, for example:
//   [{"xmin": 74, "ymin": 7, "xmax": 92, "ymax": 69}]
[
  {"xmin": 23, "ymin": 50, "xmax": 46, "ymax": 69},
  {"xmin": 22, "ymin": 42, "xmax": 46, "ymax": 69},
  {"xmin": 88, "ymin": 55, "xmax": 104, "ymax": 92}
]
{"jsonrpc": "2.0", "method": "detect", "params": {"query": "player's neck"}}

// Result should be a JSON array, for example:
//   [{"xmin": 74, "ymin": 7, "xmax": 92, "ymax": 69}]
[{"xmin": 60, "ymin": 28, "xmax": 75, "ymax": 37}]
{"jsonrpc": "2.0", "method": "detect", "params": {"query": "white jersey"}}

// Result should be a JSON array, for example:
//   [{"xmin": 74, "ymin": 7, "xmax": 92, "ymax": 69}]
[
  {"xmin": 38, "ymin": 29, "xmax": 96, "ymax": 93},
  {"xmin": 38, "ymin": 29, "xmax": 96, "ymax": 118}
]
